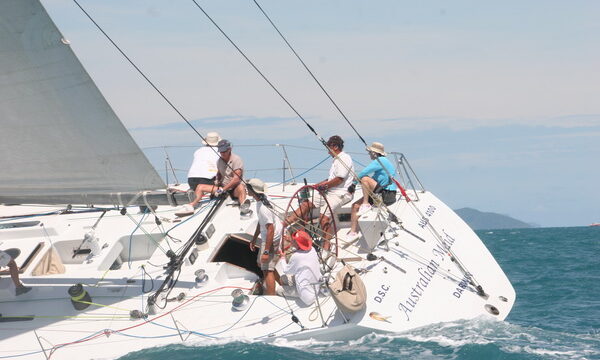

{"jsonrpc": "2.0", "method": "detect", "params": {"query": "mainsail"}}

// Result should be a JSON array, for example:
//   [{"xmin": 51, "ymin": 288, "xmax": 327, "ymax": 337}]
[{"xmin": 0, "ymin": 0, "xmax": 166, "ymax": 205}]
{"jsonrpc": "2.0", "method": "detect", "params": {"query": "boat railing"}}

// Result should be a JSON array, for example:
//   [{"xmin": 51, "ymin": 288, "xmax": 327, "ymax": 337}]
[
  {"xmin": 389, "ymin": 152, "xmax": 426, "ymax": 201},
  {"xmin": 142, "ymin": 144, "xmax": 426, "ymax": 200}
]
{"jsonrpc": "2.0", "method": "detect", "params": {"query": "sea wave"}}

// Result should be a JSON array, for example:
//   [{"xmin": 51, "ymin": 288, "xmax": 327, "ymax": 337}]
[{"xmin": 119, "ymin": 317, "xmax": 600, "ymax": 360}]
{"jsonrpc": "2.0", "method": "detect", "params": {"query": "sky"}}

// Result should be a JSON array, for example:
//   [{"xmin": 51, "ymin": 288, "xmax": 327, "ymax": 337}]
[{"xmin": 41, "ymin": 0, "xmax": 600, "ymax": 227}]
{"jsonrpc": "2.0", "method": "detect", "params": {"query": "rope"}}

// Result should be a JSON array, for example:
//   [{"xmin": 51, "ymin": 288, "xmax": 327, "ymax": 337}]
[
  {"xmin": 73, "ymin": 300, "xmax": 130, "ymax": 313},
  {"xmin": 124, "ymin": 211, "xmax": 169, "ymax": 257},
  {"xmin": 127, "ymin": 211, "xmax": 147, "ymax": 268},
  {"xmin": 48, "ymin": 286, "xmax": 250, "ymax": 353}
]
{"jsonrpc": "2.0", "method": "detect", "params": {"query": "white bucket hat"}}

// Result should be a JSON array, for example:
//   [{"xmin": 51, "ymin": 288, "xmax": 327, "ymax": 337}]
[
  {"xmin": 203, "ymin": 132, "xmax": 221, "ymax": 146},
  {"xmin": 246, "ymin": 178, "xmax": 266, "ymax": 195},
  {"xmin": 366, "ymin": 142, "xmax": 386, "ymax": 156}
]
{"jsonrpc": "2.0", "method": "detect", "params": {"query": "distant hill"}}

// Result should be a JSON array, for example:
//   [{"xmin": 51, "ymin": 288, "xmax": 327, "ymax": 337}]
[{"xmin": 454, "ymin": 207, "xmax": 532, "ymax": 230}]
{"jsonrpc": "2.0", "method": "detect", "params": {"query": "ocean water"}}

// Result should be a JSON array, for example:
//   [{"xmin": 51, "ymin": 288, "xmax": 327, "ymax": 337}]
[{"xmin": 119, "ymin": 227, "xmax": 600, "ymax": 360}]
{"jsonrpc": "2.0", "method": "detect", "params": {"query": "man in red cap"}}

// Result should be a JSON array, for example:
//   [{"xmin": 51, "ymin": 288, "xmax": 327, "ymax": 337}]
[{"xmin": 276, "ymin": 231, "xmax": 321, "ymax": 306}]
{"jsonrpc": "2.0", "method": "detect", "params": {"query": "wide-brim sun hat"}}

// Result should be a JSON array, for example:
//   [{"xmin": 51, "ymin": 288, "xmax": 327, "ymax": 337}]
[
  {"xmin": 246, "ymin": 178, "xmax": 266, "ymax": 195},
  {"xmin": 292, "ymin": 230, "xmax": 312, "ymax": 251},
  {"xmin": 366, "ymin": 142, "xmax": 386, "ymax": 156},
  {"xmin": 203, "ymin": 132, "xmax": 221, "ymax": 146}
]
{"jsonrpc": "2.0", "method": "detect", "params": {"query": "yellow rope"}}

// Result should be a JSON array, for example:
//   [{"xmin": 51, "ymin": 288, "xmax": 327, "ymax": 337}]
[
  {"xmin": 74, "ymin": 300, "xmax": 130, "ymax": 312},
  {"xmin": 70, "ymin": 291, "xmax": 88, "ymax": 302}
]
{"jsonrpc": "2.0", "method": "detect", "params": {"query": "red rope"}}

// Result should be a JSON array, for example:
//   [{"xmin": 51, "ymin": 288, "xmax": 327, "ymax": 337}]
[{"xmin": 50, "ymin": 285, "xmax": 252, "ymax": 356}]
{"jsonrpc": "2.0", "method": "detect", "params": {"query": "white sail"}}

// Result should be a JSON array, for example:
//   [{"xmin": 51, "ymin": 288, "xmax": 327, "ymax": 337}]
[{"xmin": 0, "ymin": 0, "xmax": 165, "ymax": 204}]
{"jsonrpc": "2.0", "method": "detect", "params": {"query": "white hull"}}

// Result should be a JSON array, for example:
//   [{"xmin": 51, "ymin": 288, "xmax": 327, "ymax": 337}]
[{"xmin": 0, "ymin": 184, "xmax": 515, "ymax": 359}]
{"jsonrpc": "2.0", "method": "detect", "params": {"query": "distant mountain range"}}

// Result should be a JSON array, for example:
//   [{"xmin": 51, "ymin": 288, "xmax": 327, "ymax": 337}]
[{"xmin": 454, "ymin": 207, "xmax": 534, "ymax": 230}]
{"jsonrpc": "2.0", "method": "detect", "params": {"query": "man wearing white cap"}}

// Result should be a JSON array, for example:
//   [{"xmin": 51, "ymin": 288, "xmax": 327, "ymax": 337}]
[
  {"xmin": 247, "ymin": 178, "xmax": 282, "ymax": 295},
  {"xmin": 347, "ymin": 142, "xmax": 397, "ymax": 241},
  {"xmin": 177, "ymin": 132, "xmax": 221, "ymax": 216}
]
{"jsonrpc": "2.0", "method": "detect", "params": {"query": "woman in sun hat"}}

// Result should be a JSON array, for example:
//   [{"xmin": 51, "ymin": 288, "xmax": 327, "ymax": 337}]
[{"xmin": 346, "ymin": 141, "xmax": 398, "ymax": 241}]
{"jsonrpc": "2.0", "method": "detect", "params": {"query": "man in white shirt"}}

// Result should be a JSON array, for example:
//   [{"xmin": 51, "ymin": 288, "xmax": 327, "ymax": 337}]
[
  {"xmin": 286, "ymin": 135, "xmax": 354, "ymax": 250},
  {"xmin": 247, "ymin": 178, "xmax": 282, "ymax": 295},
  {"xmin": 276, "ymin": 230, "xmax": 321, "ymax": 306},
  {"xmin": 177, "ymin": 132, "xmax": 221, "ymax": 216}
]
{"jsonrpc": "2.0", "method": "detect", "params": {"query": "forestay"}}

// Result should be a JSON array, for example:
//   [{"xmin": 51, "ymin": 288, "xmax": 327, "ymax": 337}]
[{"xmin": 0, "ymin": 0, "xmax": 165, "ymax": 204}]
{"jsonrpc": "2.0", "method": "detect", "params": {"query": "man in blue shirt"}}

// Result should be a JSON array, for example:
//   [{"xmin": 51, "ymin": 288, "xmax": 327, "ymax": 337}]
[{"xmin": 347, "ymin": 142, "xmax": 397, "ymax": 241}]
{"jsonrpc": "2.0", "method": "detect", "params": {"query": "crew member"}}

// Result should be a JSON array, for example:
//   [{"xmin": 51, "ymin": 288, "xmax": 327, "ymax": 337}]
[
  {"xmin": 216, "ymin": 139, "xmax": 252, "ymax": 217},
  {"xmin": 248, "ymin": 178, "xmax": 281, "ymax": 295},
  {"xmin": 0, "ymin": 250, "xmax": 31, "ymax": 296},
  {"xmin": 347, "ymin": 141, "xmax": 397, "ymax": 240},
  {"xmin": 176, "ymin": 132, "xmax": 221, "ymax": 216},
  {"xmin": 276, "ymin": 230, "xmax": 321, "ymax": 306}
]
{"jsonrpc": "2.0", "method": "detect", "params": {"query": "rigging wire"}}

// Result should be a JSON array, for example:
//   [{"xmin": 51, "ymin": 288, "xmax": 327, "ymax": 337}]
[
  {"xmin": 252, "ymin": 0, "xmax": 366, "ymax": 145},
  {"xmin": 71, "ymin": 0, "xmax": 208, "ymax": 145},
  {"xmin": 190, "ymin": 0, "xmax": 327, "ymax": 147}
]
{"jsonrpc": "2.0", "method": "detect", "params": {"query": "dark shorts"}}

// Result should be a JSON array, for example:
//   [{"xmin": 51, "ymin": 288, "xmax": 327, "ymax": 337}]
[
  {"xmin": 368, "ymin": 184, "xmax": 397, "ymax": 206},
  {"xmin": 188, "ymin": 177, "xmax": 215, "ymax": 191}
]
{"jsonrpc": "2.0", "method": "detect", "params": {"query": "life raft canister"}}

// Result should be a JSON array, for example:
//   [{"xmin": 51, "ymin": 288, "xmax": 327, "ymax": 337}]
[{"xmin": 328, "ymin": 264, "xmax": 367, "ymax": 314}]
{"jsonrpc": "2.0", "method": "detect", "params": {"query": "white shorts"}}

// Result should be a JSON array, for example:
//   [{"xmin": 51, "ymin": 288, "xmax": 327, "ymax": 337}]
[
  {"xmin": 313, "ymin": 191, "xmax": 353, "ymax": 216},
  {"xmin": 257, "ymin": 239, "xmax": 280, "ymax": 271},
  {"xmin": 0, "ymin": 251, "xmax": 12, "ymax": 267}
]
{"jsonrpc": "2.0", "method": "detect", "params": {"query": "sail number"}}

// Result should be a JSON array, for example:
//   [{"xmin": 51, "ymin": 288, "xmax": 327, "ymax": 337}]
[
  {"xmin": 418, "ymin": 205, "xmax": 437, "ymax": 228},
  {"xmin": 425, "ymin": 206, "xmax": 436, "ymax": 217}
]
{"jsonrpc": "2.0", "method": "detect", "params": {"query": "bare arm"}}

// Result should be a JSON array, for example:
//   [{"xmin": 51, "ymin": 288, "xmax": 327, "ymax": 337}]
[
  {"xmin": 260, "ymin": 223, "xmax": 275, "ymax": 264},
  {"xmin": 250, "ymin": 223, "xmax": 260, "ymax": 251},
  {"xmin": 315, "ymin": 176, "xmax": 344, "ymax": 190},
  {"xmin": 222, "ymin": 169, "xmax": 243, "ymax": 192}
]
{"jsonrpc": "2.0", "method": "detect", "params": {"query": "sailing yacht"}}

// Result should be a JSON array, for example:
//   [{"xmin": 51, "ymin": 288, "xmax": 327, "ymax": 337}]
[{"xmin": 0, "ymin": 1, "xmax": 515, "ymax": 359}]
